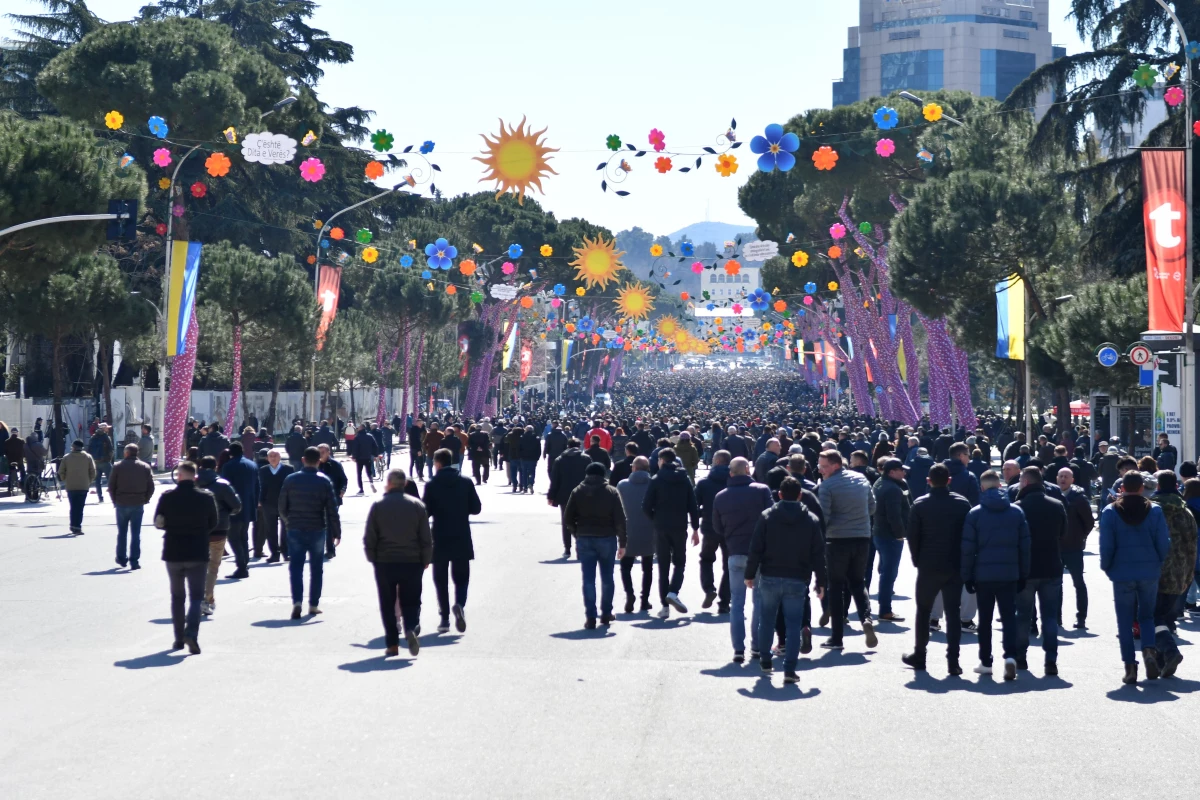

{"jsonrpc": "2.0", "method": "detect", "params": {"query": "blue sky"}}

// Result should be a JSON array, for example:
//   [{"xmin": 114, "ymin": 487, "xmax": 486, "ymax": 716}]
[{"xmin": 6, "ymin": 0, "xmax": 1088, "ymax": 236}]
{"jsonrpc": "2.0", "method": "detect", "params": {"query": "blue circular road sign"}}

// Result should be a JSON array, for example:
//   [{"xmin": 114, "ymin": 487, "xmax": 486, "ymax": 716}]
[{"xmin": 1097, "ymin": 346, "xmax": 1119, "ymax": 368}]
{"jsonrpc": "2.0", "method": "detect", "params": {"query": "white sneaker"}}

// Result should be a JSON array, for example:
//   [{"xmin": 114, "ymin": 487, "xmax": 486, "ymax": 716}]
[
  {"xmin": 666, "ymin": 592, "xmax": 688, "ymax": 614},
  {"xmin": 973, "ymin": 663, "xmax": 993, "ymax": 675},
  {"xmin": 656, "ymin": 606, "xmax": 670, "ymax": 619},
  {"xmin": 201, "ymin": 602, "xmax": 212, "ymax": 616}
]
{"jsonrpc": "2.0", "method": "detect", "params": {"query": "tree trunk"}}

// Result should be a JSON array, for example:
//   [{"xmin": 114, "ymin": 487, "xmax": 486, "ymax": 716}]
[
  {"xmin": 415, "ymin": 335, "xmax": 425, "ymax": 416},
  {"xmin": 266, "ymin": 370, "xmax": 281, "ymax": 435},
  {"xmin": 1055, "ymin": 383, "xmax": 1072, "ymax": 439},
  {"xmin": 51, "ymin": 331, "xmax": 65, "ymax": 458},
  {"xmin": 402, "ymin": 329, "xmax": 411, "ymax": 422},
  {"xmin": 97, "ymin": 338, "xmax": 114, "ymax": 432},
  {"xmin": 225, "ymin": 321, "xmax": 242, "ymax": 436}
]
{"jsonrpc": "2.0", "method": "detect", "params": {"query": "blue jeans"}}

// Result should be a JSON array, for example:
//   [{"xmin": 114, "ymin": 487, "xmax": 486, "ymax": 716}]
[
  {"xmin": 1112, "ymin": 579, "xmax": 1159, "ymax": 664},
  {"xmin": 871, "ymin": 535, "xmax": 904, "ymax": 615},
  {"xmin": 577, "ymin": 536, "xmax": 617, "ymax": 619},
  {"xmin": 1016, "ymin": 577, "xmax": 1062, "ymax": 662},
  {"xmin": 94, "ymin": 461, "xmax": 111, "ymax": 499},
  {"xmin": 67, "ymin": 490, "xmax": 87, "ymax": 530},
  {"xmin": 729, "ymin": 554, "xmax": 750, "ymax": 654},
  {"xmin": 756, "ymin": 575, "xmax": 806, "ymax": 671},
  {"xmin": 286, "ymin": 529, "xmax": 326, "ymax": 607},
  {"xmin": 519, "ymin": 459, "xmax": 537, "ymax": 491},
  {"xmin": 115, "ymin": 504, "xmax": 144, "ymax": 565}
]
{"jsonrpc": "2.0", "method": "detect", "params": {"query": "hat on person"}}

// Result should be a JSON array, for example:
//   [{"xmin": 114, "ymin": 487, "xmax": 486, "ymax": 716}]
[
  {"xmin": 1140, "ymin": 471, "xmax": 1158, "ymax": 491},
  {"xmin": 881, "ymin": 457, "xmax": 905, "ymax": 474},
  {"xmin": 257, "ymin": 448, "xmax": 270, "ymax": 459},
  {"xmin": 585, "ymin": 462, "xmax": 606, "ymax": 477}
]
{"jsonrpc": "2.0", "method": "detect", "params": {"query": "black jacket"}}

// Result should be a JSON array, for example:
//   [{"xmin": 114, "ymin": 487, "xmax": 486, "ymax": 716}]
[
  {"xmin": 1015, "ymin": 484, "xmax": 1066, "ymax": 579},
  {"xmin": 194, "ymin": 469, "xmax": 241, "ymax": 533},
  {"xmin": 631, "ymin": 429, "xmax": 654, "ymax": 456},
  {"xmin": 724, "ymin": 434, "xmax": 751, "ymax": 460},
  {"xmin": 285, "ymin": 432, "xmax": 308, "ymax": 462},
  {"xmin": 745, "ymin": 501, "xmax": 827, "ymax": 584},
  {"xmin": 364, "ymin": 490, "xmax": 432, "ymax": 565},
  {"xmin": 872, "ymin": 476, "xmax": 910, "ymax": 540},
  {"xmin": 518, "ymin": 432, "xmax": 542, "ymax": 460},
  {"xmin": 711, "ymin": 474, "xmax": 774, "ymax": 555},
  {"xmin": 318, "ymin": 459, "xmax": 348, "ymax": 503},
  {"xmin": 422, "ymin": 466, "xmax": 482, "ymax": 561},
  {"xmin": 155, "ymin": 481, "xmax": 219, "ymax": 561},
  {"xmin": 1061, "ymin": 484, "xmax": 1095, "ymax": 551},
  {"xmin": 544, "ymin": 429, "xmax": 569, "ymax": 464},
  {"xmin": 641, "ymin": 462, "xmax": 700, "ymax": 532},
  {"xmin": 907, "ymin": 487, "xmax": 972, "ymax": 575},
  {"xmin": 609, "ymin": 456, "xmax": 634, "ymax": 487},
  {"xmin": 258, "ymin": 463, "xmax": 294, "ymax": 509},
  {"xmin": 549, "ymin": 448, "xmax": 591, "ymax": 507},
  {"xmin": 278, "ymin": 467, "xmax": 341, "ymax": 540},
  {"xmin": 564, "ymin": 475, "xmax": 627, "ymax": 547},
  {"xmin": 198, "ymin": 430, "xmax": 229, "ymax": 460},
  {"xmin": 467, "ymin": 430, "xmax": 491, "ymax": 461},
  {"xmin": 694, "ymin": 464, "xmax": 731, "ymax": 536},
  {"xmin": 584, "ymin": 446, "xmax": 611, "ymax": 472},
  {"xmin": 349, "ymin": 431, "xmax": 378, "ymax": 461}
]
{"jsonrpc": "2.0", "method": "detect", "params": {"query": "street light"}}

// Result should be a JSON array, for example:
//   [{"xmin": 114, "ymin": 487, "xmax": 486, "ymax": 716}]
[
  {"xmin": 261, "ymin": 96, "xmax": 297, "ymax": 117},
  {"xmin": 130, "ymin": 292, "xmax": 166, "ymax": 469},
  {"xmin": 898, "ymin": 91, "xmax": 965, "ymax": 127}
]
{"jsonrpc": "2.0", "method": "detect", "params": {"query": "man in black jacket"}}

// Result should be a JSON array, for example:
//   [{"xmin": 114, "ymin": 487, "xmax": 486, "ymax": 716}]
[
  {"xmin": 349, "ymin": 423, "xmax": 379, "ymax": 496},
  {"xmin": 279, "ymin": 447, "xmax": 342, "ymax": 619},
  {"xmin": 544, "ymin": 421, "xmax": 569, "ymax": 478},
  {"xmin": 422, "ymin": 449, "xmax": 482, "ymax": 634},
  {"xmin": 712, "ymin": 457, "xmax": 774, "ymax": 661},
  {"xmin": 564, "ymin": 462, "xmax": 628, "ymax": 629},
  {"xmin": 258, "ymin": 449, "xmax": 293, "ymax": 563},
  {"xmin": 902, "ymin": 463, "xmax": 972, "ymax": 674},
  {"xmin": 745, "ymin": 477, "xmax": 827, "ymax": 684},
  {"xmin": 408, "ymin": 418, "xmax": 427, "ymax": 480},
  {"xmin": 642, "ymin": 448, "xmax": 700, "ymax": 618},
  {"xmin": 467, "ymin": 424, "xmax": 492, "ymax": 485},
  {"xmin": 518, "ymin": 425, "xmax": 542, "ymax": 493},
  {"xmin": 194, "ymin": 456, "xmax": 242, "ymax": 617},
  {"xmin": 1056, "ymin": 467, "xmax": 1094, "ymax": 629},
  {"xmin": 365, "ymin": 468, "xmax": 432, "ymax": 657},
  {"xmin": 695, "ymin": 450, "xmax": 732, "ymax": 614},
  {"xmin": 584, "ymin": 435, "xmax": 611, "ymax": 473},
  {"xmin": 317, "ymin": 443, "xmax": 347, "ymax": 558},
  {"xmin": 154, "ymin": 461, "xmax": 219, "ymax": 654},
  {"xmin": 285, "ymin": 426, "xmax": 307, "ymax": 470},
  {"xmin": 871, "ymin": 458, "xmax": 910, "ymax": 622},
  {"xmin": 1015, "ymin": 467, "xmax": 1067, "ymax": 675},
  {"xmin": 548, "ymin": 439, "xmax": 591, "ymax": 558},
  {"xmin": 609, "ymin": 442, "xmax": 639, "ymax": 487}
]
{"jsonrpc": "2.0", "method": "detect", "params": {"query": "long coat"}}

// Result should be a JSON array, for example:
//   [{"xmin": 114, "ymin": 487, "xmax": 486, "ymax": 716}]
[
  {"xmin": 422, "ymin": 466, "xmax": 482, "ymax": 561},
  {"xmin": 616, "ymin": 470, "xmax": 655, "ymax": 559}
]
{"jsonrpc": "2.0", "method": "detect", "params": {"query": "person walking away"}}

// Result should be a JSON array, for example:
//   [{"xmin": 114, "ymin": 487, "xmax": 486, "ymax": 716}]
[
  {"xmin": 753, "ymin": 438, "xmax": 781, "ymax": 484},
  {"xmin": 902, "ymin": 463, "xmax": 972, "ymax": 674},
  {"xmin": 87, "ymin": 424, "xmax": 114, "ymax": 503},
  {"xmin": 872, "ymin": 458, "xmax": 910, "ymax": 622},
  {"xmin": 1148, "ymin": 470, "xmax": 1196, "ymax": 677},
  {"xmin": 58, "ymin": 439, "xmax": 96, "ymax": 535},
  {"xmin": 407, "ymin": 418, "xmax": 427, "ymax": 480},
  {"xmin": 137, "ymin": 425, "xmax": 155, "ymax": 467},
  {"xmin": 198, "ymin": 424, "xmax": 230, "ymax": 460},
  {"xmin": 195, "ymin": 456, "xmax": 242, "ymax": 615},
  {"xmin": 696, "ymin": 450, "xmax": 733, "ymax": 613},
  {"xmin": 642, "ymin": 447, "xmax": 700, "ymax": 618},
  {"xmin": 422, "ymin": 448, "xmax": 482, "ymax": 633},
  {"xmin": 712, "ymin": 456, "xmax": 774, "ymax": 662},
  {"xmin": 676, "ymin": 431, "xmax": 701, "ymax": 483},
  {"xmin": 349, "ymin": 423, "xmax": 379, "ymax": 495},
  {"xmin": 564, "ymin": 462, "xmax": 628, "ymax": 628},
  {"xmin": 745, "ymin": 477, "xmax": 827, "ymax": 684},
  {"xmin": 1014, "ymin": 467, "xmax": 1067, "ymax": 676},
  {"xmin": 503, "ymin": 424, "xmax": 522, "ymax": 488},
  {"xmin": 258, "ymin": 449, "xmax": 293, "ymax": 562},
  {"xmin": 108, "ymin": 443, "xmax": 155, "ymax": 569},
  {"xmin": 219, "ymin": 442, "xmax": 259, "ymax": 580},
  {"xmin": 548, "ymin": 438, "xmax": 592, "ymax": 558},
  {"xmin": 23, "ymin": 434, "xmax": 47, "ymax": 495},
  {"xmin": 364, "ymin": 468, "xmax": 432, "ymax": 656},
  {"xmin": 1056, "ymin": 467, "xmax": 1094, "ymax": 629},
  {"xmin": 421, "ymin": 421, "xmax": 445, "ymax": 475},
  {"xmin": 4, "ymin": 428, "xmax": 26, "ymax": 496},
  {"xmin": 379, "ymin": 420, "xmax": 395, "ymax": 469},
  {"xmin": 153, "ymin": 461, "xmax": 219, "ymax": 654},
  {"xmin": 544, "ymin": 421, "xmax": 568, "ymax": 479},
  {"xmin": 278, "ymin": 447, "xmax": 341, "ymax": 620},
  {"xmin": 285, "ymin": 425, "xmax": 307, "ymax": 471},
  {"xmin": 616, "ymin": 457, "xmax": 656, "ymax": 613},
  {"xmin": 518, "ymin": 425, "xmax": 542, "ymax": 493},
  {"xmin": 467, "ymin": 424, "xmax": 491, "ymax": 485},
  {"xmin": 816, "ymin": 450, "xmax": 877, "ymax": 650},
  {"xmin": 316, "ymin": 444, "xmax": 347, "ymax": 559},
  {"xmin": 961, "ymin": 470, "xmax": 1030, "ymax": 681},
  {"xmin": 584, "ymin": 435, "xmax": 611, "ymax": 474}
]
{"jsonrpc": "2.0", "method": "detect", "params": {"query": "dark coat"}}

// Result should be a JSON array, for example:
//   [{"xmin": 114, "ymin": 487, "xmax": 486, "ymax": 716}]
[
  {"xmin": 285, "ymin": 432, "xmax": 308, "ymax": 462},
  {"xmin": 907, "ymin": 487, "xmax": 972, "ymax": 575},
  {"xmin": 312, "ymin": 425, "xmax": 337, "ymax": 451},
  {"xmin": 1100, "ymin": 494, "xmax": 1169, "ymax": 582},
  {"xmin": 695, "ymin": 464, "xmax": 731, "ymax": 536},
  {"xmin": 872, "ymin": 476, "xmax": 910, "ymax": 540},
  {"xmin": 422, "ymin": 466, "xmax": 482, "ymax": 561},
  {"xmin": 906, "ymin": 454, "xmax": 934, "ymax": 499},
  {"xmin": 467, "ymin": 430, "xmax": 491, "ymax": 461},
  {"xmin": 544, "ymin": 429, "xmax": 569, "ymax": 464},
  {"xmin": 258, "ymin": 463, "xmax": 295, "ymax": 509},
  {"xmin": 1015, "ymin": 485, "xmax": 1066, "ymax": 580},
  {"xmin": 518, "ymin": 432, "xmax": 542, "ymax": 461},
  {"xmin": 752, "ymin": 451, "xmax": 780, "ymax": 483},
  {"xmin": 108, "ymin": 456, "xmax": 155, "ymax": 507},
  {"xmin": 723, "ymin": 434, "xmax": 751, "ymax": 460},
  {"xmin": 1060, "ymin": 484, "xmax": 1094, "ymax": 551},
  {"xmin": 609, "ymin": 456, "xmax": 634, "ymax": 487},
  {"xmin": 349, "ymin": 431, "xmax": 378, "ymax": 462},
  {"xmin": 198, "ymin": 430, "xmax": 229, "ymax": 460},
  {"xmin": 219, "ymin": 456, "xmax": 260, "ymax": 523},
  {"xmin": 642, "ymin": 462, "xmax": 700, "ymax": 532},
  {"xmin": 962, "ymin": 488, "xmax": 1030, "ymax": 584},
  {"xmin": 364, "ymin": 490, "xmax": 432, "ymax": 565},
  {"xmin": 548, "ymin": 448, "xmax": 591, "ymax": 507},
  {"xmin": 584, "ymin": 446, "xmax": 611, "ymax": 473},
  {"xmin": 318, "ymin": 459, "xmax": 348, "ymax": 502},
  {"xmin": 194, "ymin": 469, "xmax": 242, "ymax": 534},
  {"xmin": 278, "ymin": 467, "xmax": 341, "ymax": 539},
  {"xmin": 154, "ymin": 481, "xmax": 219, "ymax": 561},
  {"xmin": 745, "ymin": 501, "xmax": 827, "ymax": 584},
  {"xmin": 945, "ymin": 459, "xmax": 980, "ymax": 506},
  {"xmin": 712, "ymin": 474, "xmax": 774, "ymax": 556},
  {"xmin": 564, "ymin": 474, "xmax": 627, "ymax": 547}
]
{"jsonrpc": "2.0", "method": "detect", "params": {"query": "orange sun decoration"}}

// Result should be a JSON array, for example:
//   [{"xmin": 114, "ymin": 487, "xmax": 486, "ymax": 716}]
[{"xmin": 475, "ymin": 117, "xmax": 559, "ymax": 205}]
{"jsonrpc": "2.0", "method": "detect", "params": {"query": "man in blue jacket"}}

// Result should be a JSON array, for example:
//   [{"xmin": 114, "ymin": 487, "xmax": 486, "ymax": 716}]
[
  {"xmin": 1100, "ymin": 470, "xmax": 1170, "ymax": 685},
  {"xmin": 712, "ymin": 456, "xmax": 773, "ymax": 661},
  {"xmin": 945, "ymin": 442, "xmax": 980, "ymax": 507},
  {"xmin": 220, "ymin": 442, "xmax": 259, "ymax": 580},
  {"xmin": 962, "ymin": 470, "xmax": 1030, "ymax": 681},
  {"xmin": 278, "ymin": 447, "xmax": 342, "ymax": 619}
]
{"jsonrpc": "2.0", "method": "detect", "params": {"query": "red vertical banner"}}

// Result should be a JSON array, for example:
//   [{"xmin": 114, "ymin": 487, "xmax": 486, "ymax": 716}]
[
  {"xmin": 519, "ymin": 345, "xmax": 533, "ymax": 382},
  {"xmin": 824, "ymin": 341, "xmax": 838, "ymax": 381},
  {"xmin": 1142, "ymin": 150, "xmax": 1187, "ymax": 331},
  {"xmin": 316, "ymin": 265, "xmax": 342, "ymax": 351}
]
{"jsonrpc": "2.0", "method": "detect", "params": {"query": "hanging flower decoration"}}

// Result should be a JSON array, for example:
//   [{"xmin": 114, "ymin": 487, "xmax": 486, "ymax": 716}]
[
  {"xmin": 205, "ymin": 152, "xmax": 232, "ymax": 177},
  {"xmin": 459, "ymin": 259, "xmax": 477, "ymax": 276},
  {"xmin": 680, "ymin": 242, "xmax": 695, "ymax": 257},
  {"xmin": 773, "ymin": 300, "xmax": 787, "ymax": 313},
  {"xmin": 420, "ymin": 270, "xmax": 432, "ymax": 279},
  {"xmin": 148, "ymin": 116, "xmax": 169, "ymax": 138},
  {"xmin": 400, "ymin": 255, "xmax": 414, "ymax": 268},
  {"xmin": 155, "ymin": 223, "xmax": 168, "ymax": 236},
  {"xmin": 859, "ymin": 222, "xmax": 873, "ymax": 234},
  {"xmin": 1132, "ymin": 64, "xmax": 1159, "ymax": 88},
  {"xmin": 723, "ymin": 260, "xmax": 742, "ymax": 276},
  {"xmin": 420, "ymin": 140, "xmax": 436, "ymax": 154},
  {"xmin": 655, "ymin": 156, "xmax": 673, "ymax": 173},
  {"xmin": 370, "ymin": 129, "xmax": 394, "ymax": 152},
  {"xmin": 172, "ymin": 204, "xmax": 185, "ymax": 218},
  {"xmin": 565, "ymin": 323, "xmax": 577, "ymax": 333},
  {"xmin": 531, "ymin": 244, "xmax": 550, "ymax": 259},
  {"xmin": 876, "ymin": 138, "xmax": 896, "ymax": 158},
  {"xmin": 829, "ymin": 223, "xmax": 847, "ymax": 239},
  {"xmin": 365, "ymin": 161, "xmax": 385, "ymax": 180},
  {"xmin": 119, "ymin": 153, "xmax": 135, "ymax": 169},
  {"xmin": 803, "ymin": 296, "xmax": 813, "ymax": 306},
  {"xmin": 306, "ymin": 255, "xmax": 317, "ymax": 265},
  {"xmin": 190, "ymin": 182, "xmax": 207, "ymax": 198},
  {"xmin": 104, "ymin": 110, "xmax": 124, "ymax": 130},
  {"xmin": 1165, "ymin": 86, "xmax": 1185, "ymax": 107},
  {"xmin": 520, "ymin": 296, "xmax": 534, "ymax": 308},
  {"xmin": 715, "ymin": 154, "xmax": 739, "ymax": 177},
  {"xmin": 576, "ymin": 287, "xmax": 585, "ymax": 296},
  {"xmin": 791, "ymin": 250, "xmax": 809, "ymax": 268},
  {"xmin": 648, "ymin": 128, "xmax": 666, "ymax": 152},
  {"xmin": 873, "ymin": 106, "xmax": 898, "ymax": 130},
  {"xmin": 691, "ymin": 261, "xmax": 704, "ymax": 274},
  {"xmin": 748, "ymin": 288, "xmax": 771, "ymax": 312},
  {"xmin": 828, "ymin": 281, "xmax": 839, "ymax": 291},
  {"xmin": 1194, "ymin": 120, "xmax": 1200, "ymax": 136},
  {"xmin": 1186, "ymin": 41, "xmax": 1200, "ymax": 60},
  {"xmin": 812, "ymin": 146, "xmax": 839, "ymax": 171},
  {"xmin": 828, "ymin": 245, "xmax": 842, "ymax": 259},
  {"xmin": 361, "ymin": 247, "xmax": 379, "ymax": 264},
  {"xmin": 356, "ymin": 228, "xmax": 373, "ymax": 244},
  {"xmin": 425, "ymin": 238, "xmax": 457, "ymax": 270},
  {"xmin": 922, "ymin": 103, "xmax": 943, "ymax": 122},
  {"xmin": 680, "ymin": 292, "xmax": 689, "ymax": 301},
  {"xmin": 152, "ymin": 148, "xmax": 172, "ymax": 168},
  {"xmin": 750, "ymin": 123, "xmax": 800, "ymax": 172},
  {"xmin": 650, "ymin": 244, "xmax": 664, "ymax": 257},
  {"xmin": 299, "ymin": 157, "xmax": 325, "ymax": 182},
  {"xmin": 606, "ymin": 134, "xmax": 622, "ymax": 151},
  {"xmin": 501, "ymin": 261, "xmax": 515, "ymax": 275},
  {"xmin": 578, "ymin": 317, "xmax": 594, "ymax": 332},
  {"xmin": 157, "ymin": 177, "xmax": 171, "ymax": 190},
  {"xmin": 731, "ymin": 303, "xmax": 744, "ymax": 314},
  {"xmin": 445, "ymin": 285, "xmax": 456, "ymax": 295},
  {"xmin": 470, "ymin": 290, "xmax": 484, "ymax": 304},
  {"xmin": 507, "ymin": 243, "xmax": 524, "ymax": 259},
  {"xmin": 553, "ymin": 283, "xmax": 566, "ymax": 295},
  {"xmin": 329, "ymin": 228, "xmax": 346, "ymax": 241}
]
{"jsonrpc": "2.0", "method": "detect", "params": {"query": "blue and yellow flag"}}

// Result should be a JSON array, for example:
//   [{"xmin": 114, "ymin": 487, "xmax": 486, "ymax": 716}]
[
  {"xmin": 995, "ymin": 274, "xmax": 1025, "ymax": 360},
  {"xmin": 166, "ymin": 241, "xmax": 202, "ymax": 357},
  {"xmin": 561, "ymin": 339, "xmax": 573, "ymax": 371}
]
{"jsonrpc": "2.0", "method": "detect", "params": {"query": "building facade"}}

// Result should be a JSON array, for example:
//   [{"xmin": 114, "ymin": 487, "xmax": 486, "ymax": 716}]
[{"xmin": 832, "ymin": 0, "xmax": 1061, "ymax": 106}]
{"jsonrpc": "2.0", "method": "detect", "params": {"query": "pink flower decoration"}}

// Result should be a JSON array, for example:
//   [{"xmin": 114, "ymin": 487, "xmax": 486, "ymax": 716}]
[
  {"xmin": 1166, "ymin": 86, "xmax": 1185, "ymax": 107},
  {"xmin": 1194, "ymin": 120, "xmax": 1200, "ymax": 137},
  {"xmin": 649, "ymin": 128, "xmax": 666, "ymax": 152},
  {"xmin": 829, "ymin": 223, "xmax": 847, "ymax": 239},
  {"xmin": 299, "ymin": 157, "xmax": 325, "ymax": 182},
  {"xmin": 803, "ymin": 296, "xmax": 813, "ymax": 305},
  {"xmin": 550, "ymin": 297, "xmax": 561, "ymax": 308},
  {"xmin": 731, "ymin": 304, "xmax": 743, "ymax": 314},
  {"xmin": 152, "ymin": 148, "xmax": 172, "ymax": 167},
  {"xmin": 691, "ymin": 261, "xmax": 703, "ymax": 274},
  {"xmin": 875, "ymin": 138, "xmax": 896, "ymax": 158},
  {"xmin": 171, "ymin": 204, "xmax": 185, "ymax": 217},
  {"xmin": 501, "ymin": 261, "xmax": 515, "ymax": 275},
  {"xmin": 734, "ymin": 325, "xmax": 743, "ymax": 334}
]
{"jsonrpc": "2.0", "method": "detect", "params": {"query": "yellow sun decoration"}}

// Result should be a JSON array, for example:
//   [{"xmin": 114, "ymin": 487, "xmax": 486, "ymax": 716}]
[
  {"xmin": 570, "ymin": 234, "xmax": 626, "ymax": 290},
  {"xmin": 657, "ymin": 315, "xmax": 680, "ymax": 338},
  {"xmin": 475, "ymin": 117, "xmax": 559, "ymax": 205},
  {"xmin": 614, "ymin": 282, "xmax": 655, "ymax": 320}
]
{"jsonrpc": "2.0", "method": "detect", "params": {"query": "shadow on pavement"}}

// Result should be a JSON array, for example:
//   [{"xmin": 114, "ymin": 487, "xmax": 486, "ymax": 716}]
[
  {"xmin": 149, "ymin": 618, "xmax": 208, "ymax": 625},
  {"xmin": 904, "ymin": 671, "xmax": 1073, "ymax": 694},
  {"xmin": 337, "ymin": 656, "xmax": 413, "ymax": 673},
  {"xmin": 631, "ymin": 618, "xmax": 691, "ymax": 631},
  {"xmin": 537, "ymin": 559, "xmax": 574, "ymax": 565},
  {"xmin": 40, "ymin": 534, "xmax": 77, "ymax": 540},
  {"xmin": 114, "ymin": 650, "xmax": 188, "ymax": 669},
  {"xmin": 736, "ymin": 676, "xmax": 821, "ymax": 701},
  {"xmin": 687, "ymin": 613, "xmax": 728, "ymax": 625},
  {"xmin": 550, "ymin": 628, "xmax": 616, "ymax": 640},
  {"xmin": 251, "ymin": 618, "xmax": 324, "ymax": 629},
  {"xmin": 82, "ymin": 568, "xmax": 128, "ymax": 576},
  {"xmin": 352, "ymin": 633, "xmax": 460, "ymax": 649},
  {"xmin": 798, "ymin": 651, "xmax": 870, "ymax": 670},
  {"xmin": 700, "ymin": 662, "xmax": 753, "ymax": 679},
  {"xmin": 1106, "ymin": 677, "xmax": 1200, "ymax": 703}
]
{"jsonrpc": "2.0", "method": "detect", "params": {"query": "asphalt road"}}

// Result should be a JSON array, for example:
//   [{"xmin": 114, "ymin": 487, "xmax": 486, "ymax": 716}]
[{"xmin": 1, "ymin": 457, "xmax": 1197, "ymax": 799}]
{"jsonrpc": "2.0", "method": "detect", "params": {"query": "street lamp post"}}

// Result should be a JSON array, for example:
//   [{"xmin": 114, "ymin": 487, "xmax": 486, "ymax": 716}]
[{"xmin": 131, "ymin": 292, "xmax": 166, "ymax": 468}]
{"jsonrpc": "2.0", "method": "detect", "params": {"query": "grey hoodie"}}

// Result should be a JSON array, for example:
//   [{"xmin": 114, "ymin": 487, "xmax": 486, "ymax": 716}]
[{"xmin": 817, "ymin": 467, "xmax": 875, "ymax": 539}]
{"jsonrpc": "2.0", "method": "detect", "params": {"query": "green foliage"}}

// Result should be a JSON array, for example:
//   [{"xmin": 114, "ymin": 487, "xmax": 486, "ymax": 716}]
[
  {"xmin": 198, "ymin": 241, "xmax": 312, "ymax": 332},
  {"xmin": 0, "ymin": 0, "xmax": 104, "ymax": 115}
]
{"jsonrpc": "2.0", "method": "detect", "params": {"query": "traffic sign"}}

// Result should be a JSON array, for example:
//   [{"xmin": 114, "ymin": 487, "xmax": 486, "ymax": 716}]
[
  {"xmin": 1128, "ymin": 343, "xmax": 1153, "ymax": 367},
  {"xmin": 1096, "ymin": 345, "xmax": 1119, "ymax": 368}
]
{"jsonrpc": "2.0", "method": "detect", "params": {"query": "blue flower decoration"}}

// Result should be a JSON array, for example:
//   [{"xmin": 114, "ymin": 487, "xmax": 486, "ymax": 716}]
[
  {"xmin": 804, "ymin": 282, "xmax": 816, "ymax": 294},
  {"xmin": 399, "ymin": 254, "xmax": 414, "ymax": 268},
  {"xmin": 424, "ymin": 238, "xmax": 458, "ymax": 270},
  {"xmin": 748, "ymin": 288, "xmax": 771, "ymax": 311},
  {"xmin": 750, "ymin": 124, "xmax": 800, "ymax": 172},
  {"xmin": 596, "ymin": 327, "xmax": 606, "ymax": 335},
  {"xmin": 680, "ymin": 242, "xmax": 694, "ymax": 257},
  {"xmin": 420, "ymin": 270, "xmax": 432, "ymax": 279},
  {"xmin": 553, "ymin": 283, "xmax": 566, "ymax": 296},
  {"xmin": 420, "ymin": 140, "xmax": 435, "ymax": 154},
  {"xmin": 1188, "ymin": 41, "xmax": 1200, "ymax": 60},
  {"xmin": 797, "ymin": 309, "xmax": 805, "ymax": 316},
  {"xmin": 148, "ymin": 116, "xmax": 169, "ymax": 138},
  {"xmin": 320, "ymin": 239, "xmax": 330, "ymax": 249},
  {"xmin": 873, "ymin": 106, "xmax": 899, "ymax": 130},
  {"xmin": 578, "ymin": 317, "xmax": 593, "ymax": 332},
  {"xmin": 508, "ymin": 243, "xmax": 524, "ymax": 259},
  {"xmin": 706, "ymin": 303, "xmax": 715, "ymax": 311}
]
